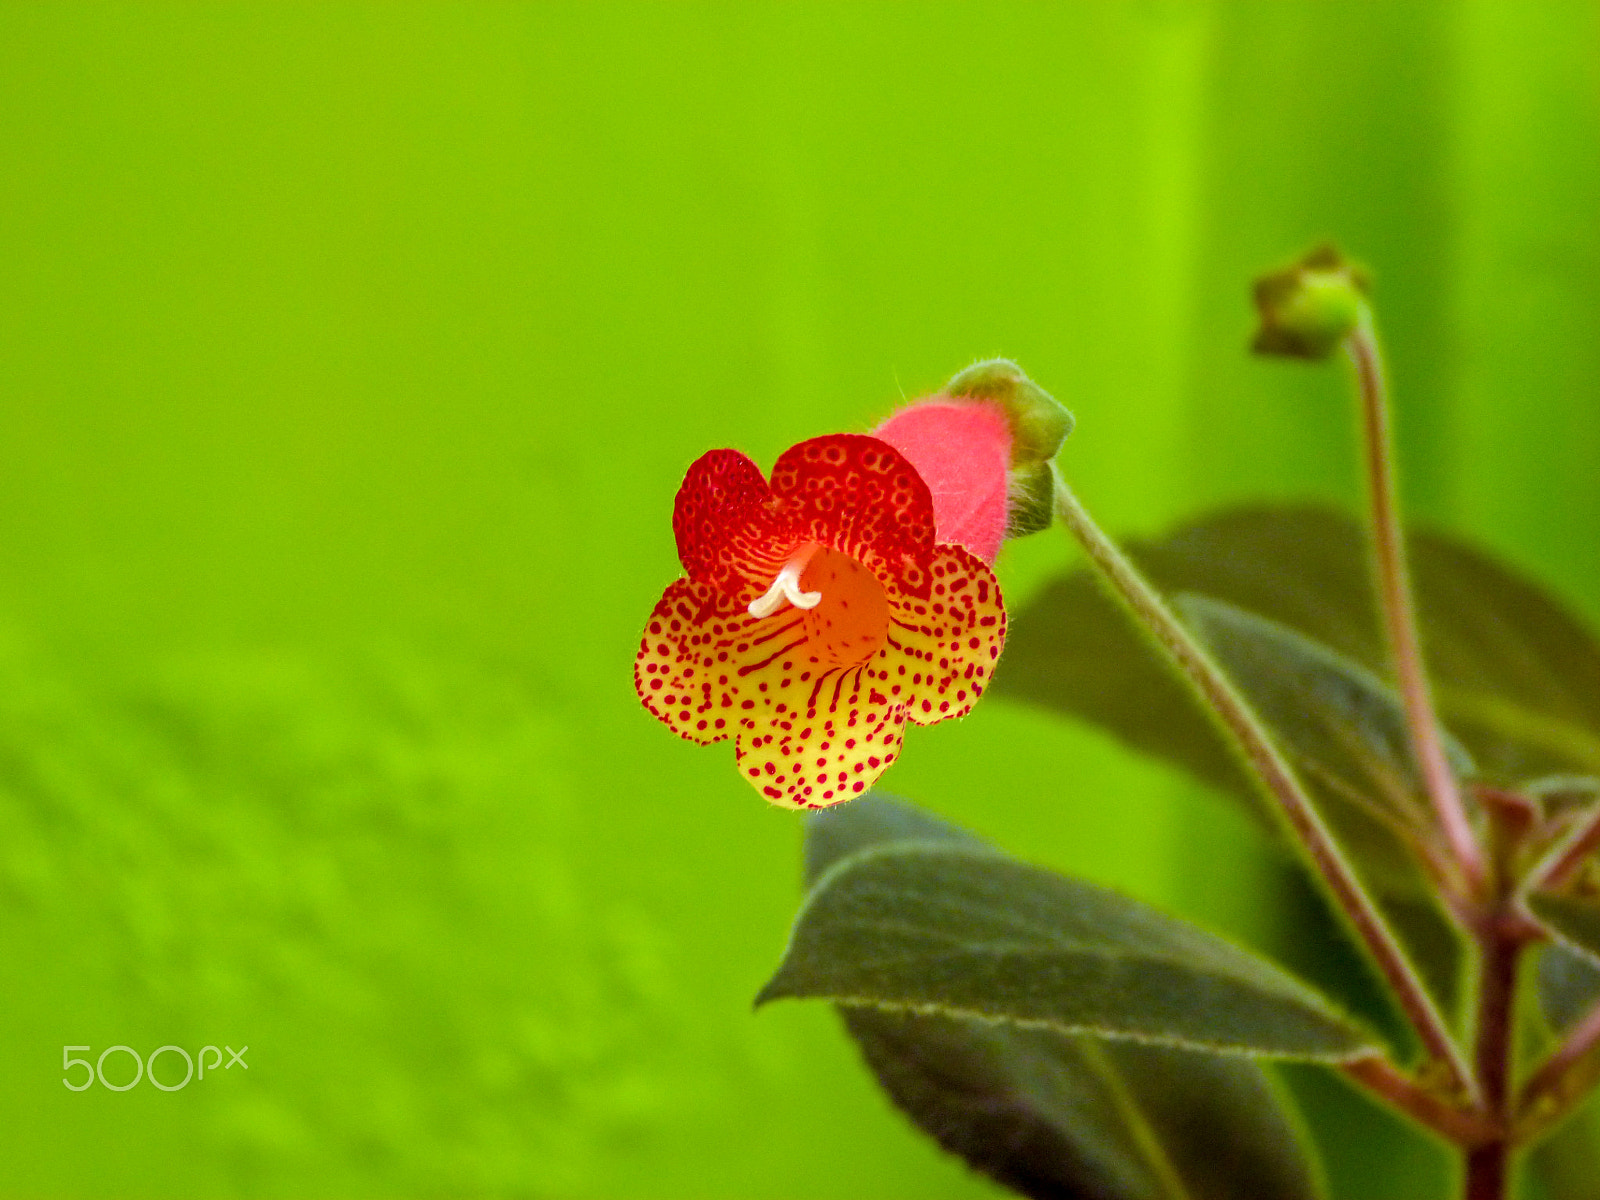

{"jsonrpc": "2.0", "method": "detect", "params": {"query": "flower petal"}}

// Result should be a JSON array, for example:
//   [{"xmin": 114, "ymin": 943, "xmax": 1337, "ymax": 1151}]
[
  {"xmin": 637, "ymin": 573, "xmax": 836, "ymax": 745},
  {"xmin": 768, "ymin": 435, "xmax": 936, "ymax": 581},
  {"xmin": 882, "ymin": 545, "xmax": 1007, "ymax": 726},
  {"xmin": 672, "ymin": 448, "xmax": 796, "ymax": 598},
  {"xmin": 638, "ymin": 575, "xmax": 911, "ymax": 806},
  {"xmin": 735, "ymin": 672, "xmax": 908, "ymax": 809},
  {"xmin": 635, "ymin": 578, "xmax": 760, "ymax": 745}
]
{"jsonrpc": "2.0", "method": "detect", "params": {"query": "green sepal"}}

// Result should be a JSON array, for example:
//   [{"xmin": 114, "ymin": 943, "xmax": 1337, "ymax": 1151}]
[
  {"xmin": 944, "ymin": 358, "xmax": 1074, "ymax": 466},
  {"xmin": 1004, "ymin": 459, "xmax": 1058, "ymax": 539}
]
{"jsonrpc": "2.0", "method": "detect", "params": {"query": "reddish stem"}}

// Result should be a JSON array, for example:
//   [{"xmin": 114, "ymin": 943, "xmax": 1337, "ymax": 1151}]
[
  {"xmin": 1463, "ymin": 921, "xmax": 1521, "ymax": 1200},
  {"xmin": 1464, "ymin": 1143, "xmax": 1508, "ymax": 1200},
  {"xmin": 1347, "ymin": 320, "xmax": 1486, "ymax": 898},
  {"xmin": 1341, "ymin": 1055, "xmax": 1495, "ymax": 1146}
]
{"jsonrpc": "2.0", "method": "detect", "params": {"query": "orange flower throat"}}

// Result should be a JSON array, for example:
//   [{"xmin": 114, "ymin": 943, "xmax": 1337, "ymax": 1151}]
[{"xmin": 747, "ymin": 543, "xmax": 891, "ymax": 670}]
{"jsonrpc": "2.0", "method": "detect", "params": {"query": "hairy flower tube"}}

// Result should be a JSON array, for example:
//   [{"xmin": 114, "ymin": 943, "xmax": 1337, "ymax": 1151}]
[
  {"xmin": 872, "ymin": 400, "xmax": 1012, "ymax": 564},
  {"xmin": 635, "ymin": 434, "xmax": 1007, "ymax": 809}
]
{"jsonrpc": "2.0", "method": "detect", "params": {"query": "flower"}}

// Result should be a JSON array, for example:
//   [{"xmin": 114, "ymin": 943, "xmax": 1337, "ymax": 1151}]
[{"xmin": 635, "ymin": 433, "xmax": 1007, "ymax": 809}]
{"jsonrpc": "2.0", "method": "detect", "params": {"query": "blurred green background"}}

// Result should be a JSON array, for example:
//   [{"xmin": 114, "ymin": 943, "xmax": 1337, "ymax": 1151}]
[{"xmin": 1, "ymin": 3, "xmax": 1597, "ymax": 1197}]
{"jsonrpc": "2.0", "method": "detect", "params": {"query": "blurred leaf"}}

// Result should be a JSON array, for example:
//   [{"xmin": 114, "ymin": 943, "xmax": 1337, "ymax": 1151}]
[
  {"xmin": 1531, "ymin": 893, "xmax": 1600, "ymax": 969},
  {"xmin": 841, "ymin": 1008, "xmax": 1323, "ymax": 1200},
  {"xmin": 1173, "ymin": 592, "xmax": 1470, "ymax": 899},
  {"xmin": 801, "ymin": 798, "xmax": 1326, "ymax": 1200},
  {"xmin": 997, "ymin": 504, "xmax": 1600, "ymax": 794},
  {"xmin": 1177, "ymin": 592, "xmax": 1474, "ymax": 793},
  {"xmin": 1380, "ymin": 895, "xmax": 1466, "ymax": 1036},
  {"xmin": 995, "ymin": 555, "xmax": 1262, "ymax": 820},
  {"xmin": 1527, "ymin": 1095, "xmax": 1600, "ymax": 1200},
  {"xmin": 1414, "ymin": 536, "xmax": 1600, "ymax": 781},
  {"xmin": 1527, "ymin": 775, "xmax": 1600, "ymax": 819},
  {"xmin": 1537, "ymin": 943, "xmax": 1600, "ymax": 1034},
  {"xmin": 759, "ymin": 836, "xmax": 1375, "ymax": 1061}
]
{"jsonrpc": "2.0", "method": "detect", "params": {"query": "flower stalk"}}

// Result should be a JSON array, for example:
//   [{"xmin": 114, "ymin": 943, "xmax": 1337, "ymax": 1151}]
[
  {"xmin": 1052, "ymin": 471, "xmax": 1480, "ymax": 1107},
  {"xmin": 1346, "ymin": 313, "xmax": 1487, "ymax": 899}
]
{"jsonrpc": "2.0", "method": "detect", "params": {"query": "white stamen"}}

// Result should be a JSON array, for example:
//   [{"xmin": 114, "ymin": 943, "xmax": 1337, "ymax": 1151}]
[{"xmin": 748, "ymin": 549, "xmax": 822, "ymax": 619}]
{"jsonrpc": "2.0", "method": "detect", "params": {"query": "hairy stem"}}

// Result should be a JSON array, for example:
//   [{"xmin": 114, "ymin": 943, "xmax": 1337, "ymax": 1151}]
[
  {"xmin": 1346, "ymin": 316, "xmax": 1486, "ymax": 897},
  {"xmin": 1053, "ymin": 474, "xmax": 1479, "ymax": 1106}
]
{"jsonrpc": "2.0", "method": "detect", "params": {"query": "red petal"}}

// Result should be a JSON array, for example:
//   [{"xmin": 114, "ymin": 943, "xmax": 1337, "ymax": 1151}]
[
  {"xmin": 768, "ymin": 435, "xmax": 936, "ymax": 582},
  {"xmin": 672, "ymin": 448, "xmax": 796, "ymax": 597},
  {"xmin": 734, "ymin": 671, "xmax": 907, "ymax": 809},
  {"xmin": 882, "ymin": 545, "xmax": 1007, "ymax": 726}
]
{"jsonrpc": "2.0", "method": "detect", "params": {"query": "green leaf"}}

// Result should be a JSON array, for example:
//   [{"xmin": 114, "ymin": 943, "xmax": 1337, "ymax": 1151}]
[
  {"xmin": 1527, "ymin": 775, "xmax": 1600, "ymax": 819},
  {"xmin": 803, "ymin": 790, "xmax": 981, "ymax": 886},
  {"xmin": 996, "ymin": 504, "xmax": 1600, "ymax": 794},
  {"xmin": 1412, "ymin": 534, "xmax": 1600, "ymax": 779},
  {"xmin": 800, "ymin": 797, "xmax": 1327, "ymax": 1200},
  {"xmin": 841, "ymin": 1007, "xmax": 1323, "ymax": 1200},
  {"xmin": 1530, "ymin": 893, "xmax": 1600, "ymax": 969},
  {"xmin": 1177, "ymin": 592, "xmax": 1474, "ymax": 796},
  {"xmin": 759, "ymin": 834, "xmax": 1375, "ymax": 1061},
  {"xmin": 1175, "ymin": 592, "xmax": 1472, "ymax": 897}
]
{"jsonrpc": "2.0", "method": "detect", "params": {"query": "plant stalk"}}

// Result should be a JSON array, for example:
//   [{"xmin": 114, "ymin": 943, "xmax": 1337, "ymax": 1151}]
[
  {"xmin": 1346, "ymin": 316, "xmax": 1486, "ymax": 897},
  {"xmin": 1463, "ymin": 917, "xmax": 1523, "ymax": 1200},
  {"xmin": 1053, "ymin": 473, "xmax": 1479, "ymax": 1107},
  {"xmin": 1342, "ymin": 1055, "xmax": 1495, "ymax": 1146}
]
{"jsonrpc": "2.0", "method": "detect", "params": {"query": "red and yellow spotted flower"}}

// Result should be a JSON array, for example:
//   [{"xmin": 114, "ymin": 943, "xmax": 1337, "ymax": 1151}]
[{"xmin": 635, "ymin": 433, "xmax": 1007, "ymax": 809}]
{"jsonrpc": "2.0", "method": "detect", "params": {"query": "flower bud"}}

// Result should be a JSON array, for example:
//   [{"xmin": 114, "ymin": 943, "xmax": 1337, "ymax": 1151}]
[
  {"xmin": 943, "ymin": 358, "xmax": 1074, "ymax": 466},
  {"xmin": 1251, "ymin": 243, "xmax": 1371, "ymax": 361},
  {"xmin": 872, "ymin": 360, "xmax": 1074, "ymax": 562}
]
